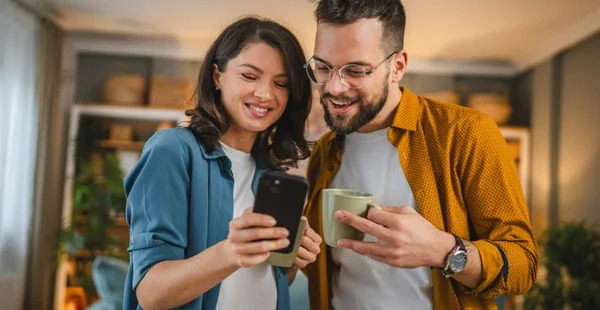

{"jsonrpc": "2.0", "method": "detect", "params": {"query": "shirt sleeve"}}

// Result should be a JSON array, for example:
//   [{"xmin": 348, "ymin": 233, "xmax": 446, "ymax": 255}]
[
  {"xmin": 456, "ymin": 114, "xmax": 539, "ymax": 297},
  {"xmin": 124, "ymin": 130, "xmax": 190, "ymax": 290}
]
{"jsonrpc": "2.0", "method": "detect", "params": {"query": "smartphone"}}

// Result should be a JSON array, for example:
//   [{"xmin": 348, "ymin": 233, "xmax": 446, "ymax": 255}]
[{"xmin": 252, "ymin": 170, "xmax": 308, "ymax": 254}]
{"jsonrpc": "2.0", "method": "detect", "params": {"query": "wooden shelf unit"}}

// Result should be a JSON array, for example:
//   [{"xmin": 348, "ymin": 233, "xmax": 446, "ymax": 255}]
[{"xmin": 54, "ymin": 46, "xmax": 198, "ymax": 310}]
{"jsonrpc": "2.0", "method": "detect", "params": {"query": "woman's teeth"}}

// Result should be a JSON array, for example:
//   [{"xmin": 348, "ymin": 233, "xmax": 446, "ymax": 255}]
[{"xmin": 249, "ymin": 105, "xmax": 268, "ymax": 113}]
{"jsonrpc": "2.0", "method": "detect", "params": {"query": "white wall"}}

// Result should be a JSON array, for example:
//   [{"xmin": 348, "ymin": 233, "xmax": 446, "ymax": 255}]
[
  {"xmin": 530, "ymin": 60, "xmax": 554, "ymax": 236},
  {"xmin": 529, "ymin": 30, "xmax": 600, "ymax": 230},
  {"xmin": 558, "ymin": 32, "xmax": 600, "ymax": 224}
]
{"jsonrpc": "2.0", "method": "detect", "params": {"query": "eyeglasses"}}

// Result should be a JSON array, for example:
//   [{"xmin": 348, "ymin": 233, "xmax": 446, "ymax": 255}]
[{"xmin": 303, "ymin": 52, "xmax": 397, "ymax": 89}]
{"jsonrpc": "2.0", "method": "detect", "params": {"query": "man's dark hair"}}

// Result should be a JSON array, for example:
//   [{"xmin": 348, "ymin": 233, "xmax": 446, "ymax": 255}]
[{"xmin": 314, "ymin": 0, "xmax": 406, "ymax": 54}]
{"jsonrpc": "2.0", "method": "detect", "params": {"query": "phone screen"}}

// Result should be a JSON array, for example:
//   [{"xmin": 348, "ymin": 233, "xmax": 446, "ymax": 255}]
[{"xmin": 253, "ymin": 171, "xmax": 308, "ymax": 254}]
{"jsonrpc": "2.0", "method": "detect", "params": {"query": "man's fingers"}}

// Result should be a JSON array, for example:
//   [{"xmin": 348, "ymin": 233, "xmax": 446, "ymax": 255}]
[
  {"xmin": 366, "ymin": 207, "xmax": 411, "ymax": 229},
  {"xmin": 337, "ymin": 239, "xmax": 391, "ymax": 257},
  {"xmin": 365, "ymin": 253, "xmax": 389, "ymax": 264},
  {"xmin": 230, "ymin": 213, "xmax": 277, "ymax": 230},
  {"xmin": 381, "ymin": 206, "xmax": 415, "ymax": 215},
  {"xmin": 229, "ymin": 227, "xmax": 288, "ymax": 242},
  {"xmin": 335, "ymin": 210, "xmax": 395, "ymax": 244}
]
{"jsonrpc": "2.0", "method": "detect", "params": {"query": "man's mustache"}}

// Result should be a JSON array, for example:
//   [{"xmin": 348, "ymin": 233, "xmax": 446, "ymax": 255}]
[{"xmin": 321, "ymin": 92, "xmax": 361, "ymax": 103}]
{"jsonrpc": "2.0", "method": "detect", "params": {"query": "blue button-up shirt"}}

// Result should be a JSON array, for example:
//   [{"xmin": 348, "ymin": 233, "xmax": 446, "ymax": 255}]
[{"xmin": 122, "ymin": 127, "xmax": 290, "ymax": 310}]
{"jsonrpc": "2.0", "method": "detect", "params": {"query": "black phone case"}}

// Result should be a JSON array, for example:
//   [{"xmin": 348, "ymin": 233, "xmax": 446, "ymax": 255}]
[{"xmin": 253, "ymin": 171, "xmax": 308, "ymax": 254}]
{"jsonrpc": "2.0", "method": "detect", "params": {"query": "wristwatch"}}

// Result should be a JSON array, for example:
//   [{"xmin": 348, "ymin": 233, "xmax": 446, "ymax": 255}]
[{"xmin": 439, "ymin": 234, "xmax": 468, "ymax": 278}]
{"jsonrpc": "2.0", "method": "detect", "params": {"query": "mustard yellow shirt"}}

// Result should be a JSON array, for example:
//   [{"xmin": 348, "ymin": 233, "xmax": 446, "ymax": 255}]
[{"xmin": 303, "ymin": 88, "xmax": 538, "ymax": 310}]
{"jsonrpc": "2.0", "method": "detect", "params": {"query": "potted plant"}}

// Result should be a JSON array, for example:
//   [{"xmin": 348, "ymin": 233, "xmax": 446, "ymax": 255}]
[
  {"xmin": 58, "ymin": 118, "xmax": 130, "ymax": 304},
  {"xmin": 523, "ymin": 221, "xmax": 600, "ymax": 310}
]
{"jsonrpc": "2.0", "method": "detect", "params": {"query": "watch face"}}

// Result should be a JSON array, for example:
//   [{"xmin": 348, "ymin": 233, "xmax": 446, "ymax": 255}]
[{"xmin": 451, "ymin": 251, "xmax": 468, "ymax": 272}]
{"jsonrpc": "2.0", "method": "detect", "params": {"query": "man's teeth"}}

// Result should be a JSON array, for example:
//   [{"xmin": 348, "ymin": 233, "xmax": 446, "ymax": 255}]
[
  {"xmin": 332, "ymin": 100, "xmax": 352, "ymax": 107},
  {"xmin": 249, "ymin": 105, "xmax": 268, "ymax": 113}
]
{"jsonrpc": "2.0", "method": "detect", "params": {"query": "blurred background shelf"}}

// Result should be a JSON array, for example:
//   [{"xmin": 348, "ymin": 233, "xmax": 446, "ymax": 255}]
[
  {"xmin": 72, "ymin": 102, "xmax": 186, "ymax": 121},
  {"xmin": 98, "ymin": 140, "xmax": 145, "ymax": 151}
]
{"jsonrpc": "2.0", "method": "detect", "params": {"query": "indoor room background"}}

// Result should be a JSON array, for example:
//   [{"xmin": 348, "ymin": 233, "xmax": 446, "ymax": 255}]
[{"xmin": 1, "ymin": 0, "xmax": 600, "ymax": 309}]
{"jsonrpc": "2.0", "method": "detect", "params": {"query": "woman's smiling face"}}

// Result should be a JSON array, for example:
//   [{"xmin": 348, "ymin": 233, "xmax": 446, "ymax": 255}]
[{"xmin": 214, "ymin": 42, "xmax": 290, "ymax": 135}]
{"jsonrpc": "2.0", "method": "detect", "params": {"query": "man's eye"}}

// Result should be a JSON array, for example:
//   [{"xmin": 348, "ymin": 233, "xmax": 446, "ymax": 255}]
[{"xmin": 345, "ymin": 67, "xmax": 367, "ymax": 77}]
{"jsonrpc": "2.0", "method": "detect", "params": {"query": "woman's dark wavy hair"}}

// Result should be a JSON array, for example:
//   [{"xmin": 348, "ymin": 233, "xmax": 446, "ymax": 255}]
[{"xmin": 185, "ymin": 16, "xmax": 312, "ymax": 169}]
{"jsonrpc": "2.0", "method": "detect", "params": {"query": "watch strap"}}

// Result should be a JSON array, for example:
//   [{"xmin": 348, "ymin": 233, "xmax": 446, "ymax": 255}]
[
  {"xmin": 439, "ymin": 234, "xmax": 466, "ymax": 278},
  {"xmin": 454, "ymin": 234, "xmax": 465, "ymax": 251}
]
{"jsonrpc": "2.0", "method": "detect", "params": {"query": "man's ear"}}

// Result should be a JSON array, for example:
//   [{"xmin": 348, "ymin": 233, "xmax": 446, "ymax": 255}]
[
  {"xmin": 391, "ymin": 50, "xmax": 408, "ymax": 84},
  {"xmin": 213, "ymin": 64, "xmax": 222, "ymax": 90}
]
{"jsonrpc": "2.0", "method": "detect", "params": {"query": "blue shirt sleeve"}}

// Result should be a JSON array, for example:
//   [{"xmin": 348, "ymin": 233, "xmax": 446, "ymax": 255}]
[{"xmin": 124, "ymin": 130, "xmax": 190, "ymax": 290}]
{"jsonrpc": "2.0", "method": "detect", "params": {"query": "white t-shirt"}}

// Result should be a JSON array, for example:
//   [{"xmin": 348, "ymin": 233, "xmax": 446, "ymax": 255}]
[
  {"xmin": 215, "ymin": 142, "xmax": 277, "ymax": 310},
  {"xmin": 330, "ymin": 128, "xmax": 434, "ymax": 310}
]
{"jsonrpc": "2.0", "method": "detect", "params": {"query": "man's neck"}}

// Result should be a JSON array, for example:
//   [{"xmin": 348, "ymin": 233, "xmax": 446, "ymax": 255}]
[{"xmin": 356, "ymin": 86, "xmax": 402, "ymax": 133}]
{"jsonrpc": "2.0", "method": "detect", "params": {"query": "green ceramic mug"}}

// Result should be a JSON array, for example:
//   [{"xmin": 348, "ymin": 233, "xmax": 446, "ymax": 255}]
[{"xmin": 321, "ymin": 189, "xmax": 382, "ymax": 247}]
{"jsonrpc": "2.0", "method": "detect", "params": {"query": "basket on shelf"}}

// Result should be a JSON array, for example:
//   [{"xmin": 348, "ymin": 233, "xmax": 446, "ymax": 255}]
[
  {"xmin": 103, "ymin": 74, "xmax": 146, "ymax": 106},
  {"xmin": 467, "ymin": 84, "xmax": 512, "ymax": 124},
  {"xmin": 99, "ymin": 124, "xmax": 144, "ymax": 151},
  {"xmin": 149, "ymin": 75, "xmax": 195, "ymax": 109},
  {"xmin": 422, "ymin": 91, "xmax": 460, "ymax": 105}
]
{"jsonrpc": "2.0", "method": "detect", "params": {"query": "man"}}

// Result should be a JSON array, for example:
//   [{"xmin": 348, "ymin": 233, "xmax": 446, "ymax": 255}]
[{"xmin": 299, "ymin": 0, "xmax": 539, "ymax": 309}]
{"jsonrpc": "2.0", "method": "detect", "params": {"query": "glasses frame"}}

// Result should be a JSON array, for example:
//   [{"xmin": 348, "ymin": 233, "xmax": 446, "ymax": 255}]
[{"xmin": 303, "ymin": 51, "xmax": 397, "ymax": 89}]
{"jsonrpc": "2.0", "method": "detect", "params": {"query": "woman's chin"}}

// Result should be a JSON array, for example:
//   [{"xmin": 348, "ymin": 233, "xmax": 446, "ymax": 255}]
[
  {"xmin": 237, "ymin": 122, "xmax": 274, "ymax": 135},
  {"xmin": 228, "ymin": 115, "xmax": 279, "ymax": 136},
  {"xmin": 249, "ymin": 124, "xmax": 273, "ymax": 133}
]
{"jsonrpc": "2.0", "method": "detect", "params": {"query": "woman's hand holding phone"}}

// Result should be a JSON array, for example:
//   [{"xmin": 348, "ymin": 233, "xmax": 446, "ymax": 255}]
[
  {"xmin": 293, "ymin": 218, "xmax": 322, "ymax": 268},
  {"xmin": 225, "ymin": 209, "xmax": 290, "ymax": 268}
]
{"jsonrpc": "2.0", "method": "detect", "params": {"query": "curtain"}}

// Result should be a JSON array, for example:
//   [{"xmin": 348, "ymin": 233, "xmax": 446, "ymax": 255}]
[
  {"xmin": 25, "ymin": 17, "xmax": 66, "ymax": 310},
  {"xmin": 0, "ymin": 0, "xmax": 40, "ymax": 309}
]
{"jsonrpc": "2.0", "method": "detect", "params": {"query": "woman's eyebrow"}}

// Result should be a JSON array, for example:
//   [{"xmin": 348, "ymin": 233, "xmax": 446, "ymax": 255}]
[{"xmin": 238, "ymin": 63, "xmax": 287, "ymax": 77}]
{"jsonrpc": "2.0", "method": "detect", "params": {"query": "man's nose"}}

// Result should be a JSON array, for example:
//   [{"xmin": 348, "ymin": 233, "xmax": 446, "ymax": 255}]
[{"xmin": 324, "ymin": 70, "xmax": 350, "ymax": 97}]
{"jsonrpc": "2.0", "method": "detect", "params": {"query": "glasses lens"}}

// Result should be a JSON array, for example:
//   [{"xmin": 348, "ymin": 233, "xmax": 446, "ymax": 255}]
[
  {"xmin": 307, "ymin": 60, "xmax": 331, "ymax": 85},
  {"xmin": 340, "ymin": 65, "xmax": 368, "ymax": 89}
]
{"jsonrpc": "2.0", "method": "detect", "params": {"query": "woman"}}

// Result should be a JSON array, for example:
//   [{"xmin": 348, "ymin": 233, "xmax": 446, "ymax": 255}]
[{"xmin": 123, "ymin": 16, "xmax": 322, "ymax": 310}]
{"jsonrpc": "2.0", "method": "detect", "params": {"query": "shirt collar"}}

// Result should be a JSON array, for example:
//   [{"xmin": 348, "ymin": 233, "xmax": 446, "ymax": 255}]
[
  {"xmin": 199, "ymin": 141, "xmax": 227, "ymax": 160},
  {"xmin": 330, "ymin": 86, "xmax": 421, "ymax": 146},
  {"xmin": 390, "ymin": 87, "xmax": 420, "ymax": 132}
]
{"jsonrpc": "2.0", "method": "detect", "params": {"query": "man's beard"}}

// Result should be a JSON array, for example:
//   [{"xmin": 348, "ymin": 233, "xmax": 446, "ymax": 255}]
[{"xmin": 321, "ymin": 82, "xmax": 389, "ymax": 135}]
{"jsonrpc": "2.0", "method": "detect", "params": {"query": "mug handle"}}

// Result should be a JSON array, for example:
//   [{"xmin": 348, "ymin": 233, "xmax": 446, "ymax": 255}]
[
  {"xmin": 367, "ymin": 202, "xmax": 383, "ymax": 213},
  {"xmin": 362, "ymin": 203, "xmax": 384, "ymax": 241}
]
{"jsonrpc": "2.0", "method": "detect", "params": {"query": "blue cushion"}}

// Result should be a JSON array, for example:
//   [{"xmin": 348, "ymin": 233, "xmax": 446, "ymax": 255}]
[
  {"xmin": 87, "ymin": 256, "xmax": 129, "ymax": 310},
  {"xmin": 289, "ymin": 271, "xmax": 310, "ymax": 310}
]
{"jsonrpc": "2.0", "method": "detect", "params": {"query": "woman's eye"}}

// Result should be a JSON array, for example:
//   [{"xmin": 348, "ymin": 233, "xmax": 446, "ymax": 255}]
[
  {"xmin": 275, "ymin": 81, "xmax": 288, "ymax": 88},
  {"xmin": 242, "ymin": 74, "xmax": 257, "ymax": 80}
]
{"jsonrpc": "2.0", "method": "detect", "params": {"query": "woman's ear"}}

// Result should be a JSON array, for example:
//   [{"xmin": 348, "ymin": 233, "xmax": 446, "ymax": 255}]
[{"xmin": 213, "ymin": 64, "xmax": 222, "ymax": 90}]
